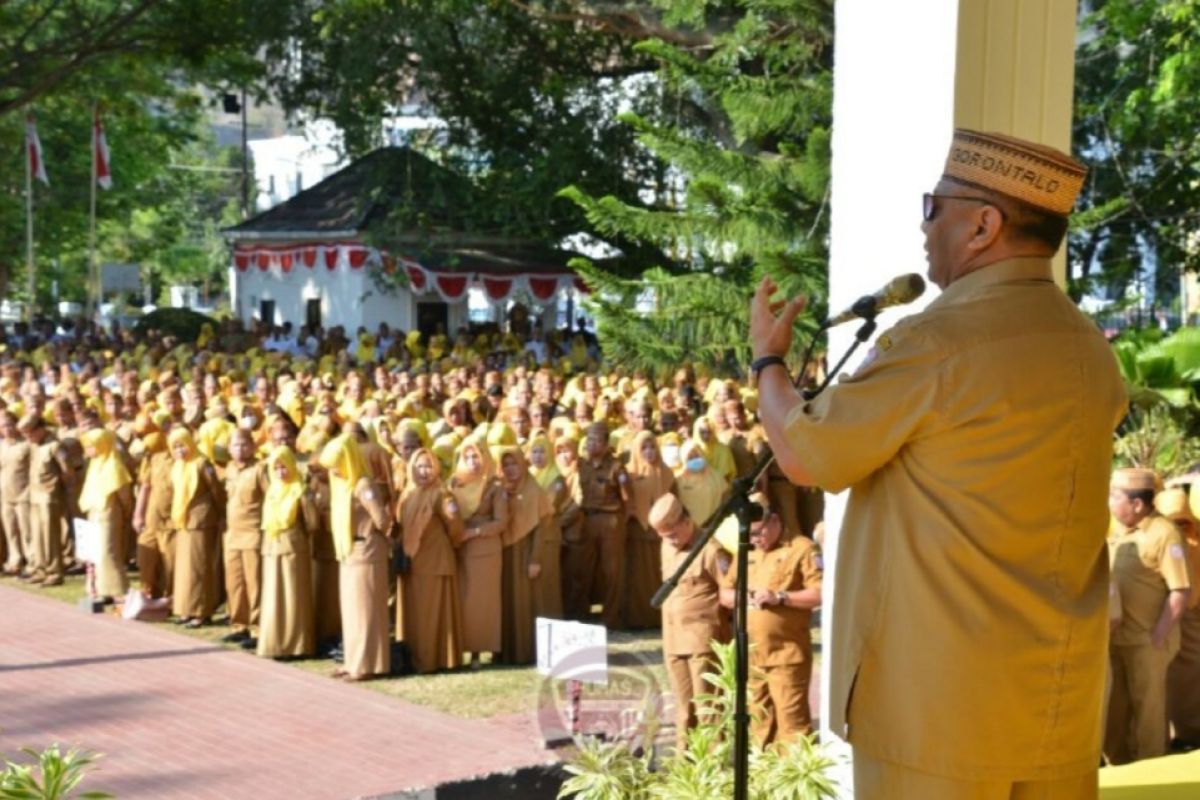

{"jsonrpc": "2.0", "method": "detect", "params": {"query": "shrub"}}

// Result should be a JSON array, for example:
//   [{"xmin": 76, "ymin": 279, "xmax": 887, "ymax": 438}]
[
  {"xmin": 558, "ymin": 641, "xmax": 839, "ymax": 800},
  {"xmin": 0, "ymin": 744, "xmax": 112, "ymax": 799}
]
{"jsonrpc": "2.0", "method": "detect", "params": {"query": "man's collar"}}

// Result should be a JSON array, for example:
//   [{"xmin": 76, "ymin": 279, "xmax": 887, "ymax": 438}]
[{"xmin": 930, "ymin": 257, "xmax": 1055, "ymax": 309}]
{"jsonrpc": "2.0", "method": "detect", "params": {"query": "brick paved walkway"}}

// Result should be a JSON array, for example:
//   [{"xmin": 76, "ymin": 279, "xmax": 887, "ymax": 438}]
[{"xmin": 0, "ymin": 585, "xmax": 555, "ymax": 799}]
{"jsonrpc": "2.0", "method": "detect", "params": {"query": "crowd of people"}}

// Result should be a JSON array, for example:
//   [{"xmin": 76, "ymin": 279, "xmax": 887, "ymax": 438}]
[{"xmin": 0, "ymin": 315, "xmax": 825, "ymax": 746}]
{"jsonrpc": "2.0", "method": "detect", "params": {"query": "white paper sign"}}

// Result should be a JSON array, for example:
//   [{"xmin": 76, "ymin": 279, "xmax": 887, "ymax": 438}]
[
  {"xmin": 536, "ymin": 617, "xmax": 607, "ymax": 685},
  {"xmin": 74, "ymin": 517, "xmax": 101, "ymax": 564}
]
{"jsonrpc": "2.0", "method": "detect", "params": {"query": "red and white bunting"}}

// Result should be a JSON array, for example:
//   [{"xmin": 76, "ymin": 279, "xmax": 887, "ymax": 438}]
[
  {"xmin": 230, "ymin": 243, "xmax": 586, "ymax": 300},
  {"xmin": 25, "ymin": 115, "xmax": 48, "ymax": 185}
]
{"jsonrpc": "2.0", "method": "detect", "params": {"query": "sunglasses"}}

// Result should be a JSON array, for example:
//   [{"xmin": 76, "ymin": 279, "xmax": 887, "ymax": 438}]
[{"xmin": 922, "ymin": 192, "xmax": 1003, "ymax": 222}]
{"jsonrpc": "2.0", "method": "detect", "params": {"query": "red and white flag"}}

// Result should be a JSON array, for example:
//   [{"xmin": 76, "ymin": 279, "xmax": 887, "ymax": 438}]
[
  {"xmin": 93, "ymin": 107, "xmax": 112, "ymax": 190},
  {"xmin": 25, "ymin": 115, "xmax": 48, "ymax": 185}
]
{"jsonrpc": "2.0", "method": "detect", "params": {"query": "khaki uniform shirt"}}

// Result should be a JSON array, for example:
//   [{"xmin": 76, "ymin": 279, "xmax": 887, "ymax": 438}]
[
  {"xmin": 660, "ymin": 539, "xmax": 728, "ymax": 656},
  {"xmin": 1109, "ymin": 514, "xmax": 1191, "ymax": 647},
  {"xmin": 0, "ymin": 439, "xmax": 31, "ymax": 504},
  {"xmin": 784, "ymin": 258, "xmax": 1127, "ymax": 780},
  {"xmin": 224, "ymin": 461, "xmax": 269, "ymax": 550},
  {"xmin": 138, "ymin": 451, "xmax": 174, "ymax": 535},
  {"xmin": 28, "ymin": 438, "xmax": 65, "ymax": 505},
  {"xmin": 577, "ymin": 453, "xmax": 626, "ymax": 512},
  {"xmin": 723, "ymin": 538, "xmax": 823, "ymax": 667}
]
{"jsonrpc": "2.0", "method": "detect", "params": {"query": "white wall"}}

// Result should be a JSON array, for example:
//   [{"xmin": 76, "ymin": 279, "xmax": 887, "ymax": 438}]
[{"xmin": 823, "ymin": 1, "xmax": 959, "ymax": 794}]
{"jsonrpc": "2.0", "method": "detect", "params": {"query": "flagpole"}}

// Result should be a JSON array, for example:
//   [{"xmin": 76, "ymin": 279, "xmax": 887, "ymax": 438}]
[
  {"xmin": 89, "ymin": 102, "xmax": 98, "ymax": 317},
  {"xmin": 25, "ymin": 120, "xmax": 35, "ymax": 323}
]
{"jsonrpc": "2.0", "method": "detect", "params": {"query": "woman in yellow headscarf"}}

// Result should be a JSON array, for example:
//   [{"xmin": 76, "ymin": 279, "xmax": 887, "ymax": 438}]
[
  {"xmin": 675, "ymin": 438, "xmax": 729, "ymax": 528},
  {"xmin": 319, "ymin": 433, "xmax": 391, "ymax": 681},
  {"xmin": 396, "ymin": 447, "xmax": 465, "ymax": 673},
  {"xmin": 168, "ymin": 427, "xmax": 222, "ymax": 627},
  {"xmin": 524, "ymin": 433, "xmax": 567, "ymax": 624},
  {"xmin": 78, "ymin": 428, "xmax": 134, "ymax": 600},
  {"xmin": 496, "ymin": 445, "xmax": 558, "ymax": 665},
  {"xmin": 257, "ymin": 446, "xmax": 317, "ymax": 659},
  {"xmin": 692, "ymin": 416, "xmax": 737, "ymax": 483},
  {"xmin": 450, "ymin": 436, "xmax": 509, "ymax": 668},
  {"xmin": 624, "ymin": 431, "xmax": 676, "ymax": 629}
]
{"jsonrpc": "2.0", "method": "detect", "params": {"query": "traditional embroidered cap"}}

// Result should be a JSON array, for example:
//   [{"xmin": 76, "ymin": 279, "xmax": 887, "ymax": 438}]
[
  {"xmin": 1155, "ymin": 488, "xmax": 1194, "ymax": 522},
  {"xmin": 943, "ymin": 129, "xmax": 1087, "ymax": 216},
  {"xmin": 1111, "ymin": 467, "xmax": 1159, "ymax": 492},
  {"xmin": 648, "ymin": 493, "xmax": 686, "ymax": 531}
]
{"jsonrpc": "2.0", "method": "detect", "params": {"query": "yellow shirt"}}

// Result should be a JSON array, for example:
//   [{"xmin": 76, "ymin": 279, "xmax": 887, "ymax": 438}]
[
  {"xmin": 1109, "ymin": 514, "xmax": 1191, "ymax": 647},
  {"xmin": 785, "ymin": 258, "xmax": 1127, "ymax": 780}
]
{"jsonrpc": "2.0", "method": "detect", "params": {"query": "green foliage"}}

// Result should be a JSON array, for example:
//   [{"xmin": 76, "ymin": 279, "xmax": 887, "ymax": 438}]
[
  {"xmin": 0, "ymin": 744, "xmax": 111, "ymax": 800},
  {"xmin": 1115, "ymin": 405, "xmax": 1200, "ymax": 476},
  {"xmin": 558, "ymin": 641, "xmax": 839, "ymax": 800},
  {"xmin": 561, "ymin": 0, "xmax": 833, "ymax": 375},
  {"xmin": 132, "ymin": 307, "xmax": 215, "ymax": 342},
  {"xmin": 1071, "ymin": 0, "xmax": 1200, "ymax": 304}
]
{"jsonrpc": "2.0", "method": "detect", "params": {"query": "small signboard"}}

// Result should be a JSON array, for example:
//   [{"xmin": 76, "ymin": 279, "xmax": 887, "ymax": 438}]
[
  {"xmin": 536, "ymin": 617, "xmax": 607, "ymax": 686},
  {"xmin": 74, "ymin": 517, "xmax": 101, "ymax": 564}
]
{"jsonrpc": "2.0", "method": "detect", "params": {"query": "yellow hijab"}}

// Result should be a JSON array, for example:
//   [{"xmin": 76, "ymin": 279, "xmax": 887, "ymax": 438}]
[
  {"xmin": 78, "ymin": 429, "xmax": 132, "ymax": 514},
  {"xmin": 525, "ymin": 433, "xmax": 560, "ymax": 490},
  {"xmin": 318, "ymin": 433, "xmax": 370, "ymax": 561},
  {"xmin": 399, "ymin": 448, "xmax": 442, "ymax": 560},
  {"xmin": 169, "ymin": 428, "xmax": 203, "ymax": 529},
  {"xmin": 262, "ymin": 446, "xmax": 304, "ymax": 539},
  {"xmin": 451, "ymin": 436, "xmax": 494, "ymax": 520},
  {"xmin": 627, "ymin": 430, "xmax": 675, "ymax": 529},
  {"xmin": 676, "ymin": 439, "xmax": 728, "ymax": 527},
  {"xmin": 692, "ymin": 416, "xmax": 737, "ymax": 482}
]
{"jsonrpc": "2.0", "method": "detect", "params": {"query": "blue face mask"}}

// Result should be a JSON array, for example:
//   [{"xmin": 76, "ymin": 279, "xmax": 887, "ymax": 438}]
[{"xmin": 685, "ymin": 457, "xmax": 706, "ymax": 473}]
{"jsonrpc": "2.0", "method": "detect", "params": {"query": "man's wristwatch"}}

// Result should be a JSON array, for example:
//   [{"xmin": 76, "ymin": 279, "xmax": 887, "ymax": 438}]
[
  {"xmin": 751, "ymin": 354, "xmax": 786, "ymax": 376},
  {"xmin": 775, "ymin": 590, "xmax": 787, "ymax": 606}
]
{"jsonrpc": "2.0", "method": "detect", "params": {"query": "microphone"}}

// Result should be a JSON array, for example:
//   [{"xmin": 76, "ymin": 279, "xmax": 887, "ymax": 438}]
[{"xmin": 822, "ymin": 273, "xmax": 926, "ymax": 328}]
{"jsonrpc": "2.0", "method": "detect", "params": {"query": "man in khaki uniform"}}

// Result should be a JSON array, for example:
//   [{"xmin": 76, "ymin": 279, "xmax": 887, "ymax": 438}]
[
  {"xmin": 751, "ymin": 130, "xmax": 1127, "ymax": 798},
  {"xmin": 0, "ymin": 410, "xmax": 32, "ymax": 577},
  {"xmin": 1103, "ymin": 471, "xmax": 1191, "ymax": 763},
  {"xmin": 649, "ymin": 493, "xmax": 729, "ymax": 750},
  {"xmin": 222, "ymin": 429, "xmax": 269, "ymax": 643},
  {"xmin": 719, "ymin": 499, "xmax": 822, "ymax": 744},
  {"xmin": 1159, "ymin": 486, "xmax": 1200, "ymax": 748},
  {"xmin": 570, "ymin": 422, "xmax": 629, "ymax": 627},
  {"xmin": 20, "ymin": 414, "xmax": 69, "ymax": 586}
]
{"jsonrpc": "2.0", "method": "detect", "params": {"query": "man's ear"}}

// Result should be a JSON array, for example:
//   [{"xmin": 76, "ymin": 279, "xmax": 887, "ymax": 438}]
[{"xmin": 966, "ymin": 205, "xmax": 1006, "ymax": 252}]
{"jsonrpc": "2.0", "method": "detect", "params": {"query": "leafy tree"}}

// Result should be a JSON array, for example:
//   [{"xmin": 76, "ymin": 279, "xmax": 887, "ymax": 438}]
[
  {"xmin": 559, "ymin": 0, "xmax": 834, "ymax": 375},
  {"xmin": 1071, "ymin": 0, "xmax": 1200, "ymax": 306}
]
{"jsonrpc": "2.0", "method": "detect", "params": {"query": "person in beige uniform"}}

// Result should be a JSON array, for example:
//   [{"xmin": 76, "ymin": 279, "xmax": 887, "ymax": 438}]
[
  {"xmin": 1104, "ymin": 469, "xmax": 1191, "ymax": 764},
  {"xmin": 223, "ymin": 429, "xmax": 269, "ymax": 643},
  {"xmin": 132, "ymin": 421, "xmax": 175, "ymax": 599},
  {"xmin": 19, "ymin": 414, "xmax": 69, "ymax": 586},
  {"xmin": 320, "ymin": 433, "xmax": 392, "ymax": 681},
  {"xmin": 573, "ymin": 422, "xmax": 629, "ymax": 628},
  {"xmin": 1158, "ymin": 487, "xmax": 1200, "ymax": 749},
  {"xmin": 719, "ymin": 499, "xmax": 822, "ymax": 744},
  {"xmin": 0, "ymin": 411, "xmax": 32, "ymax": 577},
  {"xmin": 751, "ymin": 130, "xmax": 1127, "ymax": 798},
  {"xmin": 649, "ymin": 493, "xmax": 729, "ymax": 750}
]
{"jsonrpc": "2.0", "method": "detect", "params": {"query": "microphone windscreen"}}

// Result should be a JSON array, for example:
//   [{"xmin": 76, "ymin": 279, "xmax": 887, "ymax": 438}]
[{"xmin": 892, "ymin": 273, "xmax": 926, "ymax": 304}]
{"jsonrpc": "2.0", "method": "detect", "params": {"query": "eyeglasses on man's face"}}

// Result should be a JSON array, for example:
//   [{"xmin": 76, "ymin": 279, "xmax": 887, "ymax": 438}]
[{"xmin": 922, "ymin": 192, "xmax": 1004, "ymax": 222}]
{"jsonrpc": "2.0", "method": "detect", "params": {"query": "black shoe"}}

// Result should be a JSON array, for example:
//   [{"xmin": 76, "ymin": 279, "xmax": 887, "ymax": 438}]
[
  {"xmin": 222, "ymin": 630, "xmax": 250, "ymax": 643},
  {"xmin": 239, "ymin": 637, "xmax": 258, "ymax": 650},
  {"xmin": 172, "ymin": 616, "xmax": 192, "ymax": 626}
]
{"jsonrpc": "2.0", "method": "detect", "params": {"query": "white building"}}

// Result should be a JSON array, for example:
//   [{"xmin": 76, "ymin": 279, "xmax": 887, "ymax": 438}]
[{"xmin": 221, "ymin": 147, "xmax": 582, "ymax": 336}]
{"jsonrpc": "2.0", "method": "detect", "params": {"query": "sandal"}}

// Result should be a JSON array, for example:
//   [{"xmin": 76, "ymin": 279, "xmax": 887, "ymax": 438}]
[{"xmin": 331, "ymin": 668, "xmax": 349, "ymax": 678}]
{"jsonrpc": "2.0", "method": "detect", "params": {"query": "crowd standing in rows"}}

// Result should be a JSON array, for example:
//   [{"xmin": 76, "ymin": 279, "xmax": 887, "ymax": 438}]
[{"xmin": 0, "ymin": 315, "xmax": 824, "ymax": 746}]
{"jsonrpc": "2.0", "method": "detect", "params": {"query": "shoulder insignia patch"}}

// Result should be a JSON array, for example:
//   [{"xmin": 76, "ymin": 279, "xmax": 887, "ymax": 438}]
[{"xmin": 875, "ymin": 333, "xmax": 892, "ymax": 351}]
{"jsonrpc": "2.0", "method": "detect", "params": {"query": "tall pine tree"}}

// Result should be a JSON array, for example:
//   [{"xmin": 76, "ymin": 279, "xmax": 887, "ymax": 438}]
[{"xmin": 560, "ymin": 0, "xmax": 833, "ymax": 376}]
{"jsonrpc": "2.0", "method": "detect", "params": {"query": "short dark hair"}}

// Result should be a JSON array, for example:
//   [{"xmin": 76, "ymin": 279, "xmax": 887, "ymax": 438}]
[
  {"xmin": 980, "ymin": 187, "xmax": 1069, "ymax": 250},
  {"xmin": 1123, "ymin": 488, "xmax": 1156, "ymax": 506}
]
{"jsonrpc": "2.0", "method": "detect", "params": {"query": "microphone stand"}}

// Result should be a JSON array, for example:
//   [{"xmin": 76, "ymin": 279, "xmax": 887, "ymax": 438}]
[{"xmin": 650, "ymin": 312, "xmax": 879, "ymax": 800}]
